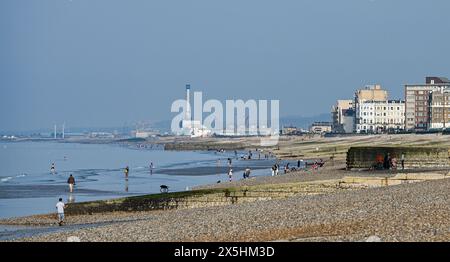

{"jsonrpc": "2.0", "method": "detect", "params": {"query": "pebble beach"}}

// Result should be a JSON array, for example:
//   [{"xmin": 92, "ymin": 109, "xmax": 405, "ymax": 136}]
[{"xmin": 2, "ymin": 164, "xmax": 450, "ymax": 242}]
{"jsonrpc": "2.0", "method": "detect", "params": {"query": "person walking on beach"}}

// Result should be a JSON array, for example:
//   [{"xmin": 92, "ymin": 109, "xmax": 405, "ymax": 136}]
[
  {"xmin": 67, "ymin": 174, "xmax": 75, "ymax": 193},
  {"xmin": 391, "ymin": 156, "xmax": 398, "ymax": 170},
  {"xmin": 401, "ymin": 153, "xmax": 405, "ymax": 170},
  {"xmin": 284, "ymin": 163, "xmax": 290, "ymax": 174},
  {"xmin": 124, "ymin": 166, "xmax": 129, "ymax": 178},
  {"xmin": 56, "ymin": 198, "xmax": 65, "ymax": 226},
  {"xmin": 383, "ymin": 153, "xmax": 390, "ymax": 170},
  {"xmin": 271, "ymin": 165, "xmax": 276, "ymax": 176},
  {"xmin": 228, "ymin": 168, "xmax": 233, "ymax": 182}
]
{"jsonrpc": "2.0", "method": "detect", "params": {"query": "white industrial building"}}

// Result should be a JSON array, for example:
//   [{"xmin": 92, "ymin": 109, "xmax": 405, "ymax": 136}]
[{"xmin": 178, "ymin": 84, "xmax": 212, "ymax": 138}]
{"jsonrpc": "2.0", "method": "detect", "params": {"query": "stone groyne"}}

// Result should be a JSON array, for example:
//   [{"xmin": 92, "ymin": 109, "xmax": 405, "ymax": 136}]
[
  {"xmin": 346, "ymin": 146, "xmax": 450, "ymax": 169},
  {"xmin": 65, "ymin": 182, "xmax": 347, "ymax": 215}
]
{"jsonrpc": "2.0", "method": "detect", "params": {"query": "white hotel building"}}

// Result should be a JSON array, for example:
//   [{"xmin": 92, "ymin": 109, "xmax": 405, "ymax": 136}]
[{"xmin": 355, "ymin": 100, "xmax": 405, "ymax": 133}]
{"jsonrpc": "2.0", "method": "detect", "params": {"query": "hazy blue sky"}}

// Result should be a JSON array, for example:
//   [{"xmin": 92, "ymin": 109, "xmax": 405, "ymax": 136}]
[{"xmin": 1, "ymin": 0, "xmax": 450, "ymax": 132}]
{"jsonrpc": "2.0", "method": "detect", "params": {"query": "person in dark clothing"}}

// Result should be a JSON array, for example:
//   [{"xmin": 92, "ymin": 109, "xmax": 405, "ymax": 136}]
[
  {"xmin": 318, "ymin": 159, "xmax": 324, "ymax": 167},
  {"xmin": 67, "ymin": 174, "xmax": 75, "ymax": 193},
  {"xmin": 383, "ymin": 154, "xmax": 389, "ymax": 170},
  {"xmin": 387, "ymin": 153, "xmax": 392, "ymax": 169}
]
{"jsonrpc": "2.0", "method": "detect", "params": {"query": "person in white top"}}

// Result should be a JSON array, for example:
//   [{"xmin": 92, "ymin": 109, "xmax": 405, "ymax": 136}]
[{"xmin": 56, "ymin": 198, "xmax": 65, "ymax": 226}]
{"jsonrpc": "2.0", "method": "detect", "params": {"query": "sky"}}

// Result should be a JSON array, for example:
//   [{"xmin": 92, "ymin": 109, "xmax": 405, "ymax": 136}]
[{"xmin": 1, "ymin": 0, "xmax": 450, "ymax": 132}]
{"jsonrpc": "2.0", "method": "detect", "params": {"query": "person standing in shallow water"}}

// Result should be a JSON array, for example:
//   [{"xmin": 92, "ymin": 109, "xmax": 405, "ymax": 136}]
[
  {"xmin": 67, "ymin": 174, "xmax": 75, "ymax": 193},
  {"xmin": 124, "ymin": 166, "xmax": 129, "ymax": 178},
  {"xmin": 50, "ymin": 163, "xmax": 56, "ymax": 174},
  {"xmin": 56, "ymin": 198, "xmax": 65, "ymax": 226},
  {"xmin": 150, "ymin": 162, "xmax": 154, "ymax": 175}
]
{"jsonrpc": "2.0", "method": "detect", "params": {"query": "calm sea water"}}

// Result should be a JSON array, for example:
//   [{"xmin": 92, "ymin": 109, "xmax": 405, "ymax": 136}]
[{"xmin": 0, "ymin": 141, "xmax": 282, "ymax": 219}]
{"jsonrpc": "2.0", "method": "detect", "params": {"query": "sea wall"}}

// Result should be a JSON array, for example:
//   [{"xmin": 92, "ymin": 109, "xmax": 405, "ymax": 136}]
[{"xmin": 346, "ymin": 146, "xmax": 450, "ymax": 169}]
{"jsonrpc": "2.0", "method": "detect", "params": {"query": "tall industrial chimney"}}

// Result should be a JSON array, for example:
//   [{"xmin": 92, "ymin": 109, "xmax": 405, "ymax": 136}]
[{"xmin": 185, "ymin": 84, "xmax": 191, "ymax": 121}]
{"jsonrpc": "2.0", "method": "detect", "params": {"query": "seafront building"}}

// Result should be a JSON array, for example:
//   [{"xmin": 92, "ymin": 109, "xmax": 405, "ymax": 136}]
[
  {"xmin": 328, "ymin": 84, "xmax": 406, "ymax": 134},
  {"xmin": 327, "ymin": 77, "xmax": 449, "ymax": 134},
  {"xmin": 281, "ymin": 125, "xmax": 298, "ymax": 135},
  {"xmin": 134, "ymin": 130, "xmax": 158, "ymax": 138},
  {"xmin": 405, "ymin": 77, "xmax": 450, "ymax": 131},
  {"xmin": 429, "ymin": 87, "xmax": 450, "ymax": 129},
  {"xmin": 355, "ymin": 84, "xmax": 388, "ymax": 102},
  {"xmin": 331, "ymin": 100, "xmax": 354, "ymax": 133},
  {"xmin": 354, "ymin": 85, "xmax": 389, "ymax": 133},
  {"xmin": 355, "ymin": 100, "xmax": 405, "ymax": 133},
  {"xmin": 309, "ymin": 122, "xmax": 332, "ymax": 133},
  {"xmin": 353, "ymin": 84, "xmax": 405, "ymax": 133}
]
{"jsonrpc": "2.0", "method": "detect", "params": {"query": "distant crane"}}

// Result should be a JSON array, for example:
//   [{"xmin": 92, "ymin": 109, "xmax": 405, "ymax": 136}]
[
  {"xmin": 62, "ymin": 122, "xmax": 65, "ymax": 139},
  {"xmin": 53, "ymin": 123, "xmax": 66, "ymax": 139}
]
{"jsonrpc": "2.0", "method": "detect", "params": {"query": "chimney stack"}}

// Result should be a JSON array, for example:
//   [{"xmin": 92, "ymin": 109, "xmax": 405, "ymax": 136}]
[{"xmin": 185, "ymin": 84, "xmax": 191, "ymax": 121}]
